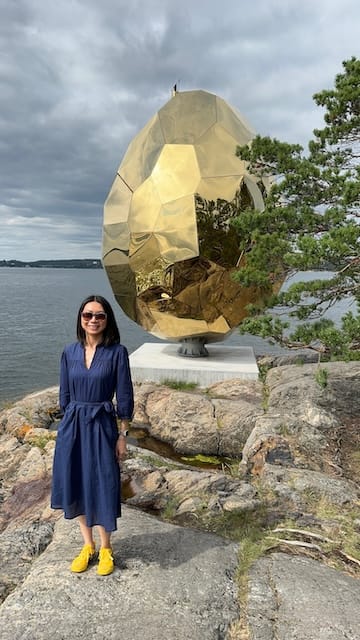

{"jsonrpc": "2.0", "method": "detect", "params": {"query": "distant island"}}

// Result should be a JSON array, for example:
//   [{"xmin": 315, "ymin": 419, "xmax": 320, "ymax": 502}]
[{"xmin": 0, "ymin": 259, "xmax": 103, "ymax": 269}]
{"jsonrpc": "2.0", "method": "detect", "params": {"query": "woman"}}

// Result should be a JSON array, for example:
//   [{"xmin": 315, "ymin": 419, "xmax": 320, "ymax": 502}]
[{"xmin": 51, "ymin": 294, "xmax": 134, "ymax": 576}]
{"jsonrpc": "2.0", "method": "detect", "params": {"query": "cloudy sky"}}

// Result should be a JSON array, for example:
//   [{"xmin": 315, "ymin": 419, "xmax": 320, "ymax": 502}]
[{"xmin": 1, "ymin": 0, "xmax": 359, "ymax": 261}]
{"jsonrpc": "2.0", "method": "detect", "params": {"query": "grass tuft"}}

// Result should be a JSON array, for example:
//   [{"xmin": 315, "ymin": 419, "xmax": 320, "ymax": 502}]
[
  {"xmin": 315, "ymin": 366, "xmax": 328, "ymax": 389},
  {"xmin": 161, "ymin": 379, "xmax": 198, "ymax": 391}
]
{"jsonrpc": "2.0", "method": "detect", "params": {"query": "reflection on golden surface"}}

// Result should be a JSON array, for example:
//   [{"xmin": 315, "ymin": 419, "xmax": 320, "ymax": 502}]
[{"xmin": 103, "ymin": 89, "xmax": 279, "ymax": 347}]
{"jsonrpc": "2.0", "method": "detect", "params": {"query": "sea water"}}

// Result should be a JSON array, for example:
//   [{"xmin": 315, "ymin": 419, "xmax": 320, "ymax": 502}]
[{"xmin": 0, "ymin": 267, "xmax": 354, "ymax": 407}]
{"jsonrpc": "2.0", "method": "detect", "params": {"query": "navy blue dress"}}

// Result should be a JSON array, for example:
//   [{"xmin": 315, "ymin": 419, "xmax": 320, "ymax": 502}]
[{"xmin": 51, "ymin": 342, "xmax": 134, "ymax": 532}]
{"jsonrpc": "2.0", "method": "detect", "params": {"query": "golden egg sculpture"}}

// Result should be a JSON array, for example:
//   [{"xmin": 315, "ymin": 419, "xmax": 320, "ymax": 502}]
[{"xmin": 102, "ymin": 89, "xmax": 274, "ymax": 356}]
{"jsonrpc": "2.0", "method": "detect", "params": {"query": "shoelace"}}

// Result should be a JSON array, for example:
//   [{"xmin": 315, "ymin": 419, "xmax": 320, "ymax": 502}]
[{"xmin": 79, "ymin": 546, "xmax": 94, "ymax": 560}]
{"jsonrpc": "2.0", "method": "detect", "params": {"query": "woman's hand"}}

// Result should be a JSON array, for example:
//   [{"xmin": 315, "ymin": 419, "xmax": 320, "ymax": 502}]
[{"xmin": 116, "ymin": 434, "xmax": 127, "ymax": 463}]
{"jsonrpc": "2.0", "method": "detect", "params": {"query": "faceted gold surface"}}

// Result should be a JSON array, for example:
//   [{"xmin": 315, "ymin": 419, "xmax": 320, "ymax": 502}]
[{"xmin": 103, "ymin": 89, "xmax": 277, "ymax": 343}]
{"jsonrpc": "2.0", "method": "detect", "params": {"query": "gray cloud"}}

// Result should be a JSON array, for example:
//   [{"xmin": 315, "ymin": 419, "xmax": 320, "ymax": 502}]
[{"xmin": 0, "ymin": 0, "xmax": 359, "ymax": 260}]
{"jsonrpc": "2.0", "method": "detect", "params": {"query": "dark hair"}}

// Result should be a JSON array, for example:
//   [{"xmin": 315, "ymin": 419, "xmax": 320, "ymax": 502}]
[{"xmin": 76, "ymin": 295, "xmax": 120, "ymax": 346}]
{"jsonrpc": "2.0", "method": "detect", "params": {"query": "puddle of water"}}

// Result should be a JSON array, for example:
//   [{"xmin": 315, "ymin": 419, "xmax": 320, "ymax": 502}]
[
  {"xmin": 129, "ymin": 425, "xmax": 231, "ymax": 470},
  {"xmin": 49, "ymin": 419, "xmax": 230, "ymax": 470}
]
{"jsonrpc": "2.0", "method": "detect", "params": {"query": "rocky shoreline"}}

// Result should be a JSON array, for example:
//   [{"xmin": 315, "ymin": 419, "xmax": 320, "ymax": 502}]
[{"xmin": 0, "ymin": 359, "xmax": 359, "ymax": 639}]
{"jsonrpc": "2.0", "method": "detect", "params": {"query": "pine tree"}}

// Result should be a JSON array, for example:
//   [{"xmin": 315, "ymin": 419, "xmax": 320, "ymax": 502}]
[{"xmin": 234, "ymin": 57, "xmax": 360, "ymax": 360}]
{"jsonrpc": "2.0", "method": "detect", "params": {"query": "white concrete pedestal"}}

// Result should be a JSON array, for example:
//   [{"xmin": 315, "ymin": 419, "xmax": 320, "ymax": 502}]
[{"xmin": 129, "ymin": 343, "xmax": 258, "ymax": 387}]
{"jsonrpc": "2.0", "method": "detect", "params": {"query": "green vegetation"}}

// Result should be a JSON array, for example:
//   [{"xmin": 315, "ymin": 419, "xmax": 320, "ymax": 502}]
[
  {"xmin": 162, "ymin": 496, "xmax": 182, "ymax": 520},
  {"xmin": 135, "ymin": 453, "xmax": 182, "ymax": 471},
  {"xmin": 315, "ymin": 366, "xmax": 329, "ymax": 388},
  {"xmin": 274, "ymin": 509, "xmax": 360, "ymax": 567},
  {"xmin": 261, "ymin": 383, "xmax": 270, "ymax": 411},
  {"xmin": 202, "ymin": 504, "xmax": 270, "ymax": 541},
  {"xmin": 277, "ymin": 422, "xmax": 291, "ymax": 437},
  {"xmin": 204, "ymin": 490, "xmax": 360, "ymax": 639},
  {"xmin": 197, "ymin": 505, "xmax": 276, "ymax": 640},
  {"xmin": 233, "ymin": 57, "xmax": 360, "ymax": 361},
  {"xmin": 26, "ymin": 434, "xmax": 55, "ymax": 450},
  {"xmin": 161, "ymin": 379, "xmax": 198, "ymax": 391},
  {"xmin": 16, "ymin": 422, "xmax": 56, "ymax": 448},
  {"xmin": 180, "ymin": 453, "xmax": 227, "ymax": 467},
  {"xmin": 257, "ymin": 362, "xmax": 270, "ymax": 383}
]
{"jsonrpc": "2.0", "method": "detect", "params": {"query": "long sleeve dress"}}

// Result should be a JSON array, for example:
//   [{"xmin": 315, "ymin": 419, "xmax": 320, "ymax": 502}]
[{"xmin": 51, "ymin": 341, "xmax": 134, "ymax": 532}]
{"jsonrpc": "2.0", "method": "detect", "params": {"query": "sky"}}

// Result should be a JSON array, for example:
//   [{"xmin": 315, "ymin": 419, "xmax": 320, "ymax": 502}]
[{"xmin": 0, "ymin": 0, "xmax": 359, "ymax": 261}]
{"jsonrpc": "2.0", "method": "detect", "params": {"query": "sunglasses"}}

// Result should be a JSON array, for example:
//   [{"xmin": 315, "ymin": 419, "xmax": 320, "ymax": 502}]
[{"xmin": 81, "ymin": 311, "xmax": 107, "ymax": 321}]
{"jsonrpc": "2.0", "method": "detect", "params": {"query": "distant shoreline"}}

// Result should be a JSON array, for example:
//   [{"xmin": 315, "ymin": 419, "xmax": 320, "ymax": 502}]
[{"xmin": 0, "ymin": 259, "xmax": 102, "ymax": 269}]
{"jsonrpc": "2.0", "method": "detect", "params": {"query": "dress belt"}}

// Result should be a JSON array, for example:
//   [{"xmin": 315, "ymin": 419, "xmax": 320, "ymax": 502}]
[{"xmin": 66, "ymin": 400, "xmax": 115, "ymax": 422}]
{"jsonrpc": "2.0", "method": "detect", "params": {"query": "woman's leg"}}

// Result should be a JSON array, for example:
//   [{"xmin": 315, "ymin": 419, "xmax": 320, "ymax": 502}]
[
  {"xmin": 78, "ymin": 515, "xmax": 95, "ymax": 547},
  {"xmin": 97, "ymin": 525, "xmax": 111, "ymax": 549}
]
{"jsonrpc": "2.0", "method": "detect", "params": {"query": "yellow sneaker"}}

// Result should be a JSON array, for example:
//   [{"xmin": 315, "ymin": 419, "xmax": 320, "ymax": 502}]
[
  {"xmin": 97, "ymin": 547, "xmax": 114, "ymax": 576},
  {"xmin": 70, "ymin": 544, "xmax": 96, "ymax": 573}
]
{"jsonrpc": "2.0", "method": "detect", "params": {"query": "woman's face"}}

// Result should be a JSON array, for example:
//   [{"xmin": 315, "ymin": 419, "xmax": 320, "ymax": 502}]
[{"xmin": 81, "ymin": 301, "xmax": 107, "ymax": 341}]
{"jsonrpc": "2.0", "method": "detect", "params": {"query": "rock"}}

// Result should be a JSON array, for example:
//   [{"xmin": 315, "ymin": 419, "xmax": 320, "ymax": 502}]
[
  {"xmin": 136, "ymin": 381, "xmax": 264, "ymax": 457},
  {"xmin": 23, "ymin": 426, "xmax": 56, "ymax": 444},
  {"xmin": 267, "ymin": 366, "xmax": 339, "ymax": 431},
  {"xmin": 242, "ymin": 431, "xmax": 294, "ymax": 475},
  {"xmin": 0, "ymin": 362, "xmax": 359, "ymax": 639},
  {"xmin": 145, "ymin": 388, "xmax": 219, "ymax": 455},
  {"xmin": 207, "ymin": 378, "xmax": 263, "ymax": 402},
  {"xmin": 0, "ymin": 436, "xmax": 30, "ymax": 486},
  {"xmin": 212, "ymin": 397, "xmax": 263, "ymax": 456},
  {"xmin": 142, "ymin": 470, "xmax": 165, "ymax": 492},
  {"xmin": 125, "ymin": 491, "xmax": 166, "ymax": 511},
  {"xmin": 257, "ymin": 351, "xmax": 319, "ymax": 369},
  {"xmin": 321, "ymin": 361, "xmax": 360, "ymax": 419},
  {"xmin": 266, "ymin": 361, "xmax": 360, "ymax": 427},
  {"xmin": 0, "ymin": 433, "xmax": 56, "ymax": 532},
  {"xmin": 260, "ymin": 463, "xmax": 359, "ymax": 507},
  {"xmin": 222, "ymin": 495, "xmax": 259, "ymax": 513},
  {"xmin": 165, "ymin": 469, "xmax": 220, "ymax": 497},
  {"xmin": 247, "ymin": 553, "xmax": 360, "ymax": 640},
  {"xmin": 241, "ymin": 361, "xmax": 360, "ymax": 475},
  {"xmin": 176, "ymin": 496, "xmax": 204, "ymax": 515},
  {"xmin": 0, "ymin": 508, "xmax": 240, "ymax": 640},
  {"xmin": 0, "ymin": 476, "xmax": 52, "ymax": 532},
  {"xmin": 0, "ymin": 520, "xmax": 55, "ymax": 604},
  {"xmin": 132, "ymin": 382, "xmax": 158, "ymax": 424},
  {"xmin": 123, "ymin": 453, "xmax": 260, "ymax": 520},
  {"xmin": 0, "ymin": 387, "xmax": 59, "ymax": 436},
  {"xmin": 13, "ymin": 445, "xmax": 47, "ymax": 484},
  {"xmin": 241, "ymin": 415, "xmax": 336, "ymax": 475}
]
